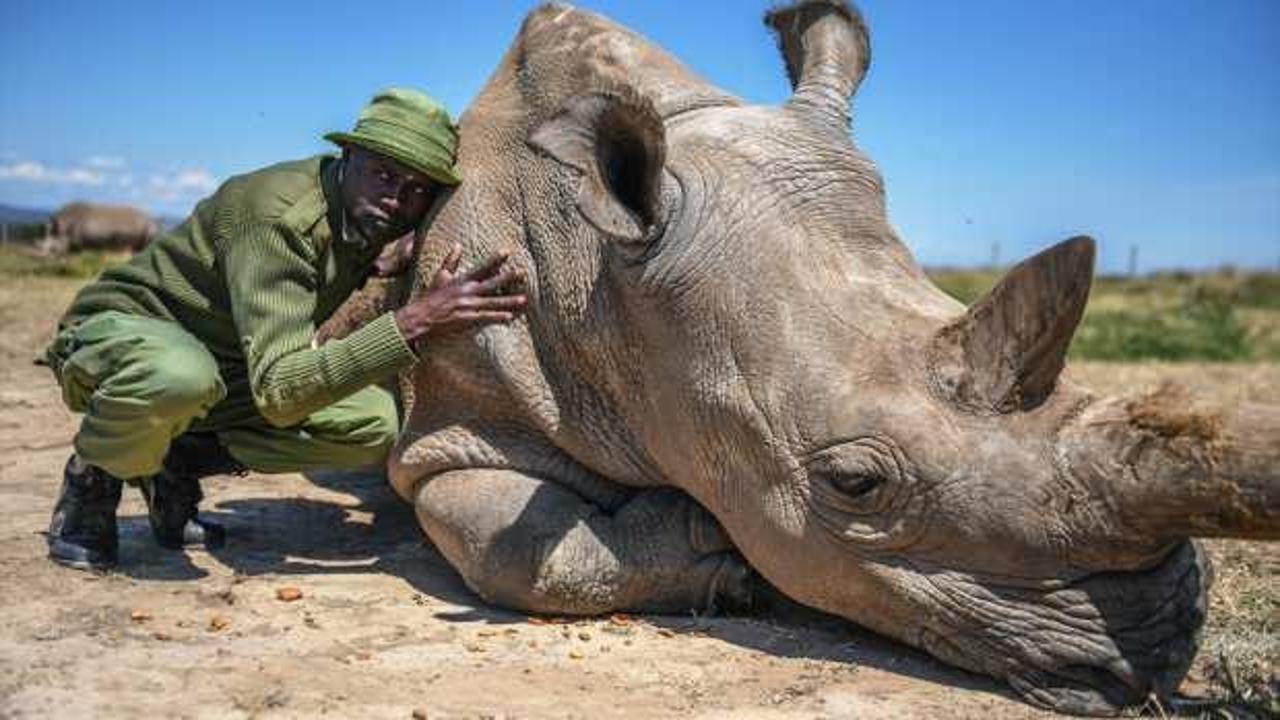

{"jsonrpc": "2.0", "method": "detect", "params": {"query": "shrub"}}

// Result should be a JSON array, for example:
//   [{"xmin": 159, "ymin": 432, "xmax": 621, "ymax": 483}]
[
  {"xmin": 1233, "ymin": 273, "xmax": 1280, "ymax": 310},
  {"xmin": 1070, "ymin": 289, "xmax": 1251, "ymax": 361}
]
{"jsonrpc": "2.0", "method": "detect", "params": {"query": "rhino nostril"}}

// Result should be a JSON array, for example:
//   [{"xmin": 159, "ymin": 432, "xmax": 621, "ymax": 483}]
[
  {"xmin": 1010, "ymin": 663, "xmax": 1147, "ymax": 716},
  {"xmin": 1057, "ymin": 662, "xmax": 1147, "ymax": 708},
  {"xmin": 1105, "ymin": 657, "xmax": 1143, "ymax": 692}
]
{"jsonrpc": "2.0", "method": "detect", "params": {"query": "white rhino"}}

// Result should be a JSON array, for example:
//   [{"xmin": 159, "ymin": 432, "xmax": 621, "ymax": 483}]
[
  {"xmin": 325, "ymin": 2, "xmax": 1278, "ymax": 715},
  {"xmin": 48, "ymin": 201, "xmax": 159, "ymax": 253}
]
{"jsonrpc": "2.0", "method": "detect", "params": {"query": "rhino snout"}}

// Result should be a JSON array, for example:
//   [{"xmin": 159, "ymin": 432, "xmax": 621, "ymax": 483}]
[{"xmin": 910, "ymin": 541, "xmax": 1208, "ymax": 716}]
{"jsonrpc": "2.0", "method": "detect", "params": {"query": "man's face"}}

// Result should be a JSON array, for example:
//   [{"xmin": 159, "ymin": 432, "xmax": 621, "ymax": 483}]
[{"xmin": 340, "ymin": 146, "xmax": 437, "ymax": 245}]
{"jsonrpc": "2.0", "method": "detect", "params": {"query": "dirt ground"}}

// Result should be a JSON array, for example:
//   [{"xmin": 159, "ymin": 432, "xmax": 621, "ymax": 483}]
[{"xmin": 1, "ymin": 275, "xmax": 1275, "ymax": 719}]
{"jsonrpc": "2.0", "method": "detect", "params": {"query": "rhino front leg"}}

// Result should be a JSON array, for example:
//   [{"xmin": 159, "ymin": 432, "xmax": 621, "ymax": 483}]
[{"xmin": 414, "ymin": 469, "xmax": 752, "ymax": 615}]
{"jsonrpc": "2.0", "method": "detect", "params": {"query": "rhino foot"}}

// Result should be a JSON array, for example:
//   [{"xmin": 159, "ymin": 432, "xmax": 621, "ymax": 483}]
[
  {"xmin": 413, "ymin": 469, "xmax": 750, "ymax": 616},
  {"xmin": 701, "ymin": 552, "xmax": 755, "ymax": 615}
]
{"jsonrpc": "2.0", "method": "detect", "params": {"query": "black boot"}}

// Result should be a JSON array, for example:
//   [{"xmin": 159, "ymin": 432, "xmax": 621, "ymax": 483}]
[
  {"xmin": 140, "ymin": 433, "xmax": 245, "ymax": 550},
  {"xmin": 139, "ymin": 474, "xmax": 226, "ymax": 549},
  {"xmin": 47, "ymin": 456, "xmax": 123, "ymax": 570}
]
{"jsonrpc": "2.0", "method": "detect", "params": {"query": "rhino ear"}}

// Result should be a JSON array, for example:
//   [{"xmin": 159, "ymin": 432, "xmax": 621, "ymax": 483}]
[
  {"xmin": 529, "ymin": 87, "xmax": 667, "ymax": 243},
  {"xmin": 930, "ymin": 236, "xmax": 1096, "ymax": 414}
]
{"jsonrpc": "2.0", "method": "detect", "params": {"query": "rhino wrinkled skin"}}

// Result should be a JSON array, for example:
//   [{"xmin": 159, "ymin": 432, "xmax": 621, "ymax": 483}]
[{"xmin": 325, "ymin": 2, "xmax": 1279, "ymax": 715}]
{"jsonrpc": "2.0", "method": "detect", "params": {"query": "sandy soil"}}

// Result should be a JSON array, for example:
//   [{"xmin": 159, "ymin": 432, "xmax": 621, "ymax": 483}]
[{"xmin": 1, "ymin": 275, "xmax": 1274, "ymax": 719}]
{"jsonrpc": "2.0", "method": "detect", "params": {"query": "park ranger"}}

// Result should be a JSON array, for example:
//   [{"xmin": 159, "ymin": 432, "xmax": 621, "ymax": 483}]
[{"xmin": 43, "ymin": 88, "xmax": 526, "ymax": 570}]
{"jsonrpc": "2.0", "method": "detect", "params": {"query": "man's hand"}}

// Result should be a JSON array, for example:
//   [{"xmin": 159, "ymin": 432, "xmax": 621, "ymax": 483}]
[
  {"xmin": 372, "ymin": 232, "xmax": 418, "ymax": 278},
  {"xmin": 394, "ymin": 243, "xmax": 528, "ymax": 344}
]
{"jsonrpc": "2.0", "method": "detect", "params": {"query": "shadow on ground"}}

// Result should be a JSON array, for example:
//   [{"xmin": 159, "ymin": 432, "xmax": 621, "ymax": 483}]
[
  {"xmin": 115, "ymin": 467, "xmax": 485, "ymax": 610},
  {"xmin": 112, "ymin": 467, "xmax": 1014, "ymax": 705}
]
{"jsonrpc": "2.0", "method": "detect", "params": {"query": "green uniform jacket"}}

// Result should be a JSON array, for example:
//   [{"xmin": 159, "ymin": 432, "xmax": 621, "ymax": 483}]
[{"xmin": 55, "ymin": 155, "xmax": 417, "ymax": 429}]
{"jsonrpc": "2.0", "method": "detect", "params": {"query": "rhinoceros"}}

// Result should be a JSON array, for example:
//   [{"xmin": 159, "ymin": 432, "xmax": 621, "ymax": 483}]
[
  {"xmin": 48, "ymin": 201, "xmax": 159, "ymax": 253},
  {"xmin": 325, "ymin": 1, "xmax": 1278, "ymax": 714}
]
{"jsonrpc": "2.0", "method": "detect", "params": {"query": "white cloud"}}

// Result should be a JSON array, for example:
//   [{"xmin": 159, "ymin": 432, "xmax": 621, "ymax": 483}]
[
  {"xmin": 0, "ymin": 161, "xmax": 50, "ymax": 181},
  {"xmin": 64, "ymin": 168, "xmax": 106, "ymax": 185},
  {"xmin": 0, "ymin": 160, "xmax": 104, "ymax": 185},
  {"xmin": 173, "ymin": 169, "xmax": 218, "ymax": 193},
  {"xmin": 145, "ymin": 168, "xmax": 220, "ymax": 204},
  {"xmin": 0, "ymin": 156, "xmax": 220, "ymax": 215}
]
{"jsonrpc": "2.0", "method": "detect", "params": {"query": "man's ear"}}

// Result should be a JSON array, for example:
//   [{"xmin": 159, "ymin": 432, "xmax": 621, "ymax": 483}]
[{"xmin": 528, "ymin": 86, "xmax": 666, "ymax": 243}]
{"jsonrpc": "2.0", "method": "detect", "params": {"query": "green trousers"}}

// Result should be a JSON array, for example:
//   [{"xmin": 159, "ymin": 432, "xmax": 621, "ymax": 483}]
[{"xmin": 47, "ymin": 311, "xmax": 398, "ymax": 480}]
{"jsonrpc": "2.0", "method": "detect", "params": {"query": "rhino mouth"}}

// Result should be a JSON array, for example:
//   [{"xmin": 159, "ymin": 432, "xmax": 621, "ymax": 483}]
[{"xmin": 915, "ymin": 541, "xmax": 1209, "ymax": 717}]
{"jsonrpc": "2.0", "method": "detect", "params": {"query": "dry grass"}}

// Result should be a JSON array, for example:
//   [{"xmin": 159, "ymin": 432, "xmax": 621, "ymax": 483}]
[
  {"xmin": 1192, "ymin": 541, "xmax": 1279, "ymax": 718},
  {"xmin": 0, "ymin": 244, "xmax": 128, "ymax": 280},
  {"xmin": 1069, "ymin": 362, "xmax": 1280, "ymax": 406}
]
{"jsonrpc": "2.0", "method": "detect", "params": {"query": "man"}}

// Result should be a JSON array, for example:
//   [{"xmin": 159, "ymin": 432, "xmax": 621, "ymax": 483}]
[{"xmin": 43, "ymin": 88, "xmax": 526, "ymax": 570}]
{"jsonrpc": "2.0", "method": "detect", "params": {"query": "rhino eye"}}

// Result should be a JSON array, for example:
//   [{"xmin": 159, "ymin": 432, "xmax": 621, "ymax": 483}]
[
  {"xmin": 805, "ymin": 439, "xmax": 916, "ymax": 547},
  {"xmin": 804, "ymin": 438, "xmax": 904, "ymax": 513},
  {"xmin": 832, "ymin": 472, "xmax": 883, "ymax": 499}
]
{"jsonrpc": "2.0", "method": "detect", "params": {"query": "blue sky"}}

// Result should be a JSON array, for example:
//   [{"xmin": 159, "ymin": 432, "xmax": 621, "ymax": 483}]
[{"xmin": 2, "ymin": 0, "xmax": 1277, "ymax": 271}]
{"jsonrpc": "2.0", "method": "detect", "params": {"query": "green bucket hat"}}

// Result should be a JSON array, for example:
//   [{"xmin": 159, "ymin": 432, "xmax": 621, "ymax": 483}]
[{"xmin": 325, "ymin": 87, "xmax": 462, "ymax": 186}]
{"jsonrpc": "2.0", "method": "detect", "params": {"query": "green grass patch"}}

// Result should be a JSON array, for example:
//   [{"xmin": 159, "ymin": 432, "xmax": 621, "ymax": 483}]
[
  {"xmin": 929, "ymin": 269, "xmax": 1000, "ymax": 305},
  {"xmin": 0, "ymin": 246, "xmax": 126, "ymax": 280},
  {"xmin": 1069, "ymin": 291, "xmax": 1252, "ymax": 361}
]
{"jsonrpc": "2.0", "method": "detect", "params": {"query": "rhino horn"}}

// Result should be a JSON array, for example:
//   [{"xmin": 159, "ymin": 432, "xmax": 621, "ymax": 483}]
[
  {"xmin": 929, "ymin": 236, "xmax": 1096, "ymax": 414},
  {"xmin": 766, "ymin": 0, "xmax": 871, "ymax": 131},
  {"xmin": 529, "ymin": 86, "xmax": 667, "ymax": 243},
  {"xmin": 1062, "ymin": 386, "xmax": 1280, "ymax": 540}
]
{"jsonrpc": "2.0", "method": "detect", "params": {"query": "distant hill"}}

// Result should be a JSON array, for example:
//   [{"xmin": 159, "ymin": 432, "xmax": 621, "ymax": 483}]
[{"xmin": 0, "ymin": 204, "xmax": 51, "ymax": 226}]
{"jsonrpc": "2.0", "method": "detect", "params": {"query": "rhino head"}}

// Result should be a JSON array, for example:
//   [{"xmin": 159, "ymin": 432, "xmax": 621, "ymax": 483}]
[{"xmin": 386, "ymin": 2, "xmax": 1279, "ymax": 714}]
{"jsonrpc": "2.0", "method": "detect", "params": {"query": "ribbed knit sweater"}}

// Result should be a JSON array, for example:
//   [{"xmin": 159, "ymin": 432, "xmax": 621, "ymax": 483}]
[{"xmin": 58, "ymin": 155, "xmax": 416, "ymax": 428}]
